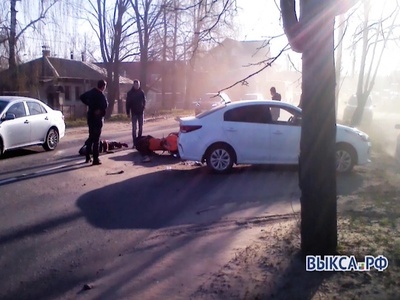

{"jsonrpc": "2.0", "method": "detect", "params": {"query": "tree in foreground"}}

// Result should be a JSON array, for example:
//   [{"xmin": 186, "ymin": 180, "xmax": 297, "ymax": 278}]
[{"xmin": 280, "ymin": 0, "xmax": 356, "ymax": 255}]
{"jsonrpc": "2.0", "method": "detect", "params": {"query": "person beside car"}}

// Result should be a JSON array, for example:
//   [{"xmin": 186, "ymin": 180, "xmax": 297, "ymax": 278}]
[{"xmin": 270, "ymin": 86, "xmax": 282, "ymax": 121}]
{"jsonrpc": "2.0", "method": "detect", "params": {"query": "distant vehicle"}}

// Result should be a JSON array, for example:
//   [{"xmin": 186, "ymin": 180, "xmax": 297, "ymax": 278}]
[
  {"xmin": 241, "ymin": 93, "xmax": 264, "ymax": 101},
  {"xmin": 342, "ymin": 94, "xmax": 373, "ymax": 125},
  {"xmin": 178, "ymin": 100, "xmax": 371, "ymax": 173},
  {"xmin": 194, "ymin": 92, "xmax": 231, "ymax": 115},
  {"xmin": 0, "ymin": 96, "xmax": 65, "ymax": 157}
]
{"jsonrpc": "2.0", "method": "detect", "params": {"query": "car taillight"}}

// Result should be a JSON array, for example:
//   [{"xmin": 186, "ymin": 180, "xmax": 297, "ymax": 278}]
[{"xmin": 180, "ymin": 125, "xmax": 202, "ymax": 133}]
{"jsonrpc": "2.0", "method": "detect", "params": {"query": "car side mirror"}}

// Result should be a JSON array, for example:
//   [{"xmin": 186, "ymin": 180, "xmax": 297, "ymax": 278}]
[{"xmin": 395, "ymin": 124, "xmax": 400, "ymax": 129}]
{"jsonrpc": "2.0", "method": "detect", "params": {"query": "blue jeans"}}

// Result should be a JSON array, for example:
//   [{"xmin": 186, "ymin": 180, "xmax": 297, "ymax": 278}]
[{"xmin": 131, "ymin": 113, "xmax": 144, "ymax": 145}]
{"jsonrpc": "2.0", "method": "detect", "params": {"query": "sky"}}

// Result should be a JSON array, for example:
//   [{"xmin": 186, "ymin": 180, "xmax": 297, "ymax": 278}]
[
  {"xmin": 14, "ymin": 0, "xmax": 400, "ymax": 76},
  {"xmin": 236, "ymin": 0, "xmax": 400, "ymax": 76},
  {"xmin": 236, "ymin": 0, "xmax": 283, "ymax": 41}
]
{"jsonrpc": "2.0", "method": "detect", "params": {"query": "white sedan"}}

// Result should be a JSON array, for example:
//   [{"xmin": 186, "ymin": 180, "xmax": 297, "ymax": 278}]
[
  {"xmin": 0, "ymin": 96, "xmax": 65, "ymax": 157},
  {"xmin": 178, "ymin": 100, "xmax": 371, "ymax": 173}
]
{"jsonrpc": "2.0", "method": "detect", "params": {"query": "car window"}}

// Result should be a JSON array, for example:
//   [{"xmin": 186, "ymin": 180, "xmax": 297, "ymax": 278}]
[
  {"xmin": 27, "ymin": 101, "xmax": 47, "ymax": 115},
  {"xmin": 224, "ymin": 104, "xmax": 271, "ymax": 124},
  {"xmin": 7, "ymin": 102, "xmax": 27, "ymax": 118},
  {"xmin": 270, "ymin": 106, "xmax": 302, "ymax": 126}
]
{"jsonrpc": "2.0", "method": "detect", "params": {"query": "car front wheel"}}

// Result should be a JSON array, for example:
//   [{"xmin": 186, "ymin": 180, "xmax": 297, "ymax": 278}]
[
  {"xmin": 43, "ymin": 128, "xmax": 59, "ymax": 151},
  {"xmin": 205, "ymin": 144, "xmax": 234, "ymax": 174},
  {"xmin": 336, "ymin": 144, "xmax": 356, "ymax": 173}
]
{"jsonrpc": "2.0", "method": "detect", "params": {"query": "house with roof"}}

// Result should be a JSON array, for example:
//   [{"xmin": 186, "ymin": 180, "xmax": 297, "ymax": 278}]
[{"xmin": 0, "ymin": 47, "xmax": 133, "ymax": 118}]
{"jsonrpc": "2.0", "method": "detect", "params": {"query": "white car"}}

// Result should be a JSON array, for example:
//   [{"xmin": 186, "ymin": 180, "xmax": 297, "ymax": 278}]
[
  {"xmin": 178, "ymin": 100, "xmax": 371, "ymax": 173},
  {"xmin": 0, "ymin": 96, "xmax": 65, "ymax": 156}
]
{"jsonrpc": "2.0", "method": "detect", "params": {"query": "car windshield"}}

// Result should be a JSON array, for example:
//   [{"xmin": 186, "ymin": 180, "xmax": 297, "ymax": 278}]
[{"xmin": 0, "ymin": 100, "xmax": 7, "ymax": 115}]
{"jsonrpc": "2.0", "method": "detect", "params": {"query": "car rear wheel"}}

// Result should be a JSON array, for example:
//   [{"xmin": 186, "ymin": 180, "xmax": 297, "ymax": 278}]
[
  {"xmin": 336, "ymin": 144, "xmax": 356, "ymax": 173},
  {"xmin": 43, "ymin": 128, "xmax": 59, "ymax": 151},
  {"xmin": 206, "ymin": 144, "xmax": 234, "ymax": 174}
]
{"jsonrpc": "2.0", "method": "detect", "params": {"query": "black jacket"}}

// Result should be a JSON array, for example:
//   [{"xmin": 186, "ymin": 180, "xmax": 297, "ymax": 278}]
[
  {"xmin": 80, "ymin": 88, "xmax": 109, "ymax": 120},
  {"xmin": 126, "ymin": 88, "xmax": 146, "ymax": 115}
]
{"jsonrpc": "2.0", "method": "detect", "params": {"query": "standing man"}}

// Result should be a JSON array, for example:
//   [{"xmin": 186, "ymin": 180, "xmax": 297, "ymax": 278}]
[
  {"xmin": 270, "ymin": 86, "xmax": 281, "ymax": 101},
  {"xmin": 126, "ymin": 79, "xmax": 146, "ymax": 148},
  {"xmin": 80, "ymin": 79, "xmax": 109, "ymax": 165},
  {"xmin": 270, "ymin": 86, "xmax": 282, "ymax": 121}
]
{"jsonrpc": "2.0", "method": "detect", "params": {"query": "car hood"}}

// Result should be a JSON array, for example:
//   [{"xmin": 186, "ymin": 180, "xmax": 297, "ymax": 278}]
[{"xmin": 337, "ymin": 123, "xmax": 369, "ymax": 140}]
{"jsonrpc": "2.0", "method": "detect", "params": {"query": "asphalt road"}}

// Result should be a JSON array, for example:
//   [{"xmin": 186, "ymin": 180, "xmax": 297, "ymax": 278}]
[
  {"xmin": 0, "ymin": 117, "xmax": 302, "ymax": 300},
  {"xmin": 1, "ymin": 114, "xmax": 393, "ymax": 300}
]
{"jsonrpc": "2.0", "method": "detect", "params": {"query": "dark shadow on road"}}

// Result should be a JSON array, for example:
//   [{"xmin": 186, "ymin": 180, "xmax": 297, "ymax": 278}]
[{"xmin": 76, "ymin": 164, "xmax": 303, "ymax": 230}]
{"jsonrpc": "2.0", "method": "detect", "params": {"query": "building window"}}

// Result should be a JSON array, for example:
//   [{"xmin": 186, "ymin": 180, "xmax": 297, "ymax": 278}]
[
  {"xmin": 65, "ymin": 86, "xmax": 71, "ymax": 101},
  {"xmin": 75, "ymin": 86, "xmax": 80, "ymax": 101}
]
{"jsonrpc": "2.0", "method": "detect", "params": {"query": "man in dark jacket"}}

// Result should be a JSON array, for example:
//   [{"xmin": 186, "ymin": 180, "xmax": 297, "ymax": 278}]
[
  {"xmin": 80, "ymin": 79, "xmax": 109, "ymax": 165},
  {"xmin": 126, "ymin": 79, "xmax": 146, "ymax": 147},
  {"xmin": 270, "ymin": 86, "xmax": 282, "ymax": 121}
]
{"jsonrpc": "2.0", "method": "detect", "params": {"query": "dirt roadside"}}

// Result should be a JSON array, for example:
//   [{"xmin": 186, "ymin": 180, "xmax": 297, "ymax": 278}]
[{"xmin": 189, "ymin": 127, "xmax": 400, "ymax": 299}]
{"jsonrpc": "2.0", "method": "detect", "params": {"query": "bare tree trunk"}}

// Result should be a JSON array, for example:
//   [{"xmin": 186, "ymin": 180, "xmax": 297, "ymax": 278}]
[
  {"xmin": 299, "ymin": 1, "xmax": 337, "ymax": 255},
  {"xmin": 9, "ymin": 0, "xmax": 18, "ymax": 71},
  {"xmin": 162, "ymin": 2, "xmax": 168, "ymax": 110},
  {"xmin": 9, "ymin": 0, "xmax": 19, "ymax": 91},
  {"xmin": 171, "ymin": 0, "xmax": 178, "ymax": 108},
  {"xmin": 281, "ymin": 0, "xmax": 338, "ymax": 255}
]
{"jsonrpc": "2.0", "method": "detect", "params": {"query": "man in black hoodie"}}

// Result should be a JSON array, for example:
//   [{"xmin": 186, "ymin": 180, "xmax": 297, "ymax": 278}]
[
  {"xmin": 126, "ymin": 79, "xmax": 146, "ymax": 148},
  {"xmin": 80, "ymin": 79, "xmax": 109, "ymax": 165}
]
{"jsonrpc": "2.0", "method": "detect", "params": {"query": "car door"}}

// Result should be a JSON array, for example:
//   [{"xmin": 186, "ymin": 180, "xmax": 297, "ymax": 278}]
[
  {"xmin": 222, "ymin": 104, "xmax": 271, "ymax": 163},
  {"xmin": 26, "ymin": 101, "xmax": 50, "ymax": 143},
  {"xmin": 1, "ymin": 101, "xmax": 30, "ymax": 148},
  {"xmin": 268, "ymin": 106, "xmax": 301, "ymax": 163}
]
